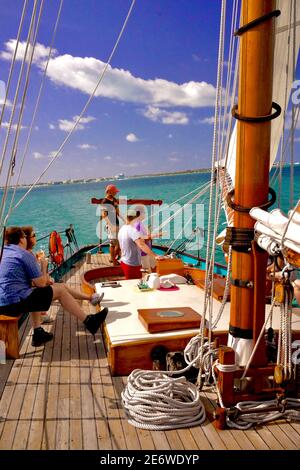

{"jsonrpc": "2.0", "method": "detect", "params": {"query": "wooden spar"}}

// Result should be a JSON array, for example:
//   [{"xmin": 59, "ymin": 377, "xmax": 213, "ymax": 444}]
[
  {"xmin": 91, "ymin": 198, "xmax": 163, "ymax": 206},
  {"xmin": 230, "ymin": 0, "xmax": 276, "ymax": 366}
]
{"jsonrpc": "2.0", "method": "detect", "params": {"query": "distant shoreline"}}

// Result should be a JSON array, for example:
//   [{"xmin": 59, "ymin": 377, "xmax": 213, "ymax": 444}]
[
  {"xmin": 0, "ymin": 168, "xmax": 211, "ymax": 190},
  {"xmin": 2, "ymin": 164, "xmax": 298, "ymax": 190}
]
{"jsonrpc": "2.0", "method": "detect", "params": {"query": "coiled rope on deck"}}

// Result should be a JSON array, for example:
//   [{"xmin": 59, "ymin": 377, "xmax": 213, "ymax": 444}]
[{"xmin": 121, "ymin": 368, "xmax": 205, "ymax": 430}]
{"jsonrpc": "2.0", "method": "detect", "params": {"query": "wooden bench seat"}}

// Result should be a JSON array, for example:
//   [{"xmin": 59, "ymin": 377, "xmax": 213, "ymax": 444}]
[{"xmin": 0, "ymin": 313, "xmax": 28, "ymax": 359}]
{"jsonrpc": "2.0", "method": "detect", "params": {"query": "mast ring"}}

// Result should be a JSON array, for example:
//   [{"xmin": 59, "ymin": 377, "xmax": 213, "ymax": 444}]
[
  {"xmin": 226, "ymin": 187, "xmax": 276, "ymax": 213},
  {"xmin": 231, "ymin": 102, "xmax": 281, "ymax": 123}
]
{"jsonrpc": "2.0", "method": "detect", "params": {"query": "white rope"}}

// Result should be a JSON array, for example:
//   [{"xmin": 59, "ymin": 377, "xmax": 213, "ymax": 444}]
[
  {"xmin": 11, "ymin": 0, "xmax": 136, "ymax": 214},
  {"xmin": 214, "ymin": 360, "xmax": 238, "ymax": 373},
  {"xmin": 121, "ymin": 369, "xmax": 206, "ymax": 430},
  {"xmin": 196, "ymin": 0, "xmax": 228, "ymax": 389},
  {"xmin": 3, "ymin": 0, "xmax": 64, "ymax": 226},
  {"xmin": 211, "ymin": 246, "xmax": 232, "ymax": 329},
  {"xmin": 0, "ymin": 0, "xmax": 44, "ymax": 229},
  {"xmin": 152, "ymin": 180, "xmax": 211, "ymax": 237},
  {"xmin": 0, "ymin": 0, "xmax": 29, "ymax": 130},
  {"xmin": 226, "ymin": 398, "xmax": 300, "ymax": 429},
  {"xmin": 0, "ymin": 0, "xmax": 40, "ymax": 235},
  {"xmin": 0, "ymin": 0, "xmax": 39, "ymax": 175},
  {"xmin": 122, "ymin": 335, "xmax": 214, "ymax": 430}
]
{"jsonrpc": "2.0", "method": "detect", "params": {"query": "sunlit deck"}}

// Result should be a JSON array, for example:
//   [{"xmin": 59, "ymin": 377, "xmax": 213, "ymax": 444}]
[{"xmin": 0, "ymin": 253, "xmax": 300, "ymax": 450}]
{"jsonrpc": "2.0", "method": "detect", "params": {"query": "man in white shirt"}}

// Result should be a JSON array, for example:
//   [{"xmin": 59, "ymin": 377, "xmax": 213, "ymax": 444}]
[{"xmin": 118, "ymin": 209, "xmax": 162, "ymax": 279}]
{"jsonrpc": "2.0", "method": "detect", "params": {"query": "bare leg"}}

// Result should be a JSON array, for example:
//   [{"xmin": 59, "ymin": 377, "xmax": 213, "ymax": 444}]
[
  {"xmin": 60, "ymin": 282, "xmax": 92, "ymax": 301},
  {"xmin": 30, "ymin": 312, "xmax": 42, "ymax": 329},
  {"xmin": 51, "ymin": 284, "xmax": 87, "ymax": 321},
  {"xmin": 293, "ymin": 280, "xmax": 300, "ymax": 304},
  {"xmin": 109, "ymin": 245, "xmax": 114, "ymax": 262}
]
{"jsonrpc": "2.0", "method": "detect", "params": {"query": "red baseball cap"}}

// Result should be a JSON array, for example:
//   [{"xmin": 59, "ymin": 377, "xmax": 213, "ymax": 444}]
[{"xmin": 105, "ymin": 184, "xmax": 120, "ymax": 193}]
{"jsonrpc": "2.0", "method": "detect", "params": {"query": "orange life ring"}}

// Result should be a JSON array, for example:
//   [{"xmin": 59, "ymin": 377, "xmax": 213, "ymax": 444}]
[{"xmin": 49, "ymin": 231, "xmax": 64, "ymax": 265}]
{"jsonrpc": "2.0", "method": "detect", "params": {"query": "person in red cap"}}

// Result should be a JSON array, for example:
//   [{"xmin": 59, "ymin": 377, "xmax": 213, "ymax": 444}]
[{"xmin": 101, "ymin": 184, "xmax": 122, "ymax": 265}]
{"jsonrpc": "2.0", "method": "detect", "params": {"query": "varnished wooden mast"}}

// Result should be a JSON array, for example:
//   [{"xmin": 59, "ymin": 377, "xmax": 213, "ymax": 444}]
[{"xmin": 230, "ymin": 0, "xmax": 276, "ymax": 366}]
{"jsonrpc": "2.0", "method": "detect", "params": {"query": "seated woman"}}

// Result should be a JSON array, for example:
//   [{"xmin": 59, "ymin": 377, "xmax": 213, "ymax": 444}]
[
  {"xmin": 22, "ymin": 226, "xmax": 52, "ymax": 323},
  {"xmin": 22, "ymin": 225, "xmax": 105, "ymax": 323},
  {"xmin": 0, "ymin": 227, "xmax": 108, "ymax": 347}
]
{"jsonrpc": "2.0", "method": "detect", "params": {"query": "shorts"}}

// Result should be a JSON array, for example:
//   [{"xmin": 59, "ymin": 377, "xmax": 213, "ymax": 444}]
[
  {"xmin": 120, "ymin": 261, "xmax": 142, "ymax": 280},
  {"xmin": 0, "ymin": 286, "xmax": 53, "ymax": 317},
  {"xmin": 141, "ymin": 254, "xmax": 156, "ymax": 271},
  {"xmin": 106, "ymin": 225, "xmax": 119, "ymax": 246}
]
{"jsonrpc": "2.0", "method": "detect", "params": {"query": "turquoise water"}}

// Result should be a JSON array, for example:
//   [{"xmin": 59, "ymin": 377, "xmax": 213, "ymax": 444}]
[{"xmin": 1, "ymin": 167, "xmax": 299, "ymax": 264}]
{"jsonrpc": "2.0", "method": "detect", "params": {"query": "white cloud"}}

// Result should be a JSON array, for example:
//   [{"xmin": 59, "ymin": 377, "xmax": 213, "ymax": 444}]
[
  {"xmin": 33, "ymin": 152, "xmax": 44, "ymax": 159},
  {"xmin": 1, "ymin": 122, "xmax": 26, "ymax": 130},
  {"xmin": 104, "ymin": 155, "xmax": 112, "ymax": 160},
  {"xmin": 168, "ymin": 134, "xmax": 173, "ymax": 139},
  {"xmin": 33, "ymin": 150, "xmax": 62, "ymax": 159},
  {"xmin": 49, "ymin": 150, "xmax": 62, "ymax": 159},
  {"xmin": 0, "ymin": 98, "xmax": 12, "ymax": 108},
  {"xmin": 117, "ymin": 161, "xmax": 138, "ymax": 168},
  {"xmin": 142, "ymin": 106, "xmax": 189, "ymax": 125},
  {"xmin": 77, "ymin": 143, "xmax": 97, "ymax": 149},
  {"xmin": 168, "ymin": 156, "xmax": 180, "ymax": 162},
  {"xmin": 126, "ymin": 133, "xmax": 139, "ymax": 142},
  {"xmin": 200, "ymin": 116, "xmax": 215, "ymax": 125},
  {"xmin": 0, "ymin": 40, "xmax": 216, "ymax": 109},
  {"xmin": 57, "ymin": 115, "xmax": 96, "ymax": 132},
  {"xmin": 49, "ymin": 123, "xmax": 56, "ymax": 130},
  {"xmin": 0, "ymin": 39, "xmax": 56, "ymax": 63}
]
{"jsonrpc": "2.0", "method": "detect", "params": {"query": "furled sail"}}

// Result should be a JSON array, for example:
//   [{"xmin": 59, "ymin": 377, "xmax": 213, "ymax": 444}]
[{"xmin": 226, "ymin": 0, "xmax": 300, "ymax": 184}]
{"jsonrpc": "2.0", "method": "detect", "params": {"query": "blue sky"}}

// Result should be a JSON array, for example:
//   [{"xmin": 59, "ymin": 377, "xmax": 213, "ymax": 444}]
[{"xmin": 0, "ymin": 0, "xmax": 228, "ymax": 184}]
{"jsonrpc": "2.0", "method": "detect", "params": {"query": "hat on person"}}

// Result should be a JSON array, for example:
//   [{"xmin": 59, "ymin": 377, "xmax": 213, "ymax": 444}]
[
  {"xmin": 105, "ymin": 184, "xmax": 119, "ymax": 193},
  {"xmin": 127, "ymin": 208, "xmax": 139, "ymax": 217}
]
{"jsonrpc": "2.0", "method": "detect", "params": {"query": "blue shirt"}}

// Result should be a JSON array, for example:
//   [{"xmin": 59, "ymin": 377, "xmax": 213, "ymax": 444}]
[{"xmin": 0, "ymin": 244, "xmax": 42, "ymax": 306}]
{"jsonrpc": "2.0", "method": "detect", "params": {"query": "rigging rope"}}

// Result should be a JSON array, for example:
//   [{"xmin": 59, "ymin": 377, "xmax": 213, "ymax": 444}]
[
  {"xmin": 0, "ymin": 0, "xmax": 29, "ymax": 133},
  {"xmin": 0, "ymin": 0, "xmax": 45, "ymax": 228},
  {"xmin": 3, "ymin": 0, "xmax": 64, "ymax": 226},
  {"xmin": 0, "ymin": 0, "xmax": 41, "ymax": 235},
  {"xmin": 10, "ymin": 0, "xmax": 136, "ymax": 215}
]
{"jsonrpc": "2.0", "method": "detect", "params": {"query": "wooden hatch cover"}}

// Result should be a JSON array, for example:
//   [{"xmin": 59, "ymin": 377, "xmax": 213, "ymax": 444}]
[{"xmin": 138, "ymin": 306, "xmax": 201, "ymax": 333}]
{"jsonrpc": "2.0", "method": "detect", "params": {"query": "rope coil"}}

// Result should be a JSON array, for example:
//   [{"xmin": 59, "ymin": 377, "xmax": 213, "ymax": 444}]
[{"xmin": 121, "ymin": 369, "xmax": 206, "ymax": 430}]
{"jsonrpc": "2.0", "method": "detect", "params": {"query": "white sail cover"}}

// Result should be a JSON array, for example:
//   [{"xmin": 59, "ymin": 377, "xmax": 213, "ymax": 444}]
[
  {"xmin": 226, "ymin": 0, "xmax": 300, "ymax": 183},
  {"xmin": 250, "ymin": 207, "xmax": 300, "ymax": 255}
]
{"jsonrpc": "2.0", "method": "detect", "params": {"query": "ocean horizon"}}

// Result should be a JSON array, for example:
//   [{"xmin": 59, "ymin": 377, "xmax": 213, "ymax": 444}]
[{"xmin": 1, "ymin": 167, "xmax": 299, "ymax": 264}]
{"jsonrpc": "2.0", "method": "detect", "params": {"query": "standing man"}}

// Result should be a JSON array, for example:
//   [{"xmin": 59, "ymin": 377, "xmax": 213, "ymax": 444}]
[
  {"xmin": 118, "ymin": 209, "xmax": 163, "ymax": 279},
  {"xmin": 101, "ymin": 184, "xmax": 122, "ymax": 265}
]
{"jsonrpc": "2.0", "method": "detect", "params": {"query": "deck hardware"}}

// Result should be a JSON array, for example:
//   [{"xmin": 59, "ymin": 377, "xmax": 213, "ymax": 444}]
[{"xmin": 231, "ymin": 278, "xmax": 253, "ymax": 289}]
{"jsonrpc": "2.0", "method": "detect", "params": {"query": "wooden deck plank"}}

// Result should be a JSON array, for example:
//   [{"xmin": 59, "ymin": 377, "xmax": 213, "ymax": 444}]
[
  {"xmin": 12, "ymin": 421, "xmax": 31, "ymax": 450},
  {"xmin": 148, "ymin": 431, "xmax": 171, "ymax": 450},
  {"xmin": 96, "ymin": 334, "xmax": 127, "ymax": 450},
  {"xmin": 85, "ymin": 325, "xmax": 113, "ymax": 450},
  {"xmin": 186, "ymin": 425, "xmax": 213, "ymax": 450},
  {"xmin": 201, "ymin": 392, "xmax": 241, "ymax": 450},
  {"xmin": 112, "ymin": 376, "xmax": 141, "ymax": 450},
  {"xmin": 70, "ymin": 419, "xmax": 83, "ymax": 450},
  {"xmin": 78, "ymin": 323, "xmax": 98, "ymax": 450},
  {"xmin": 177, "ymin": 428, "xmax": 200, "ymax": 450},
  {"xmin": 266, "ymin": 422, "xmax": 299, "ymax": 450},
  {"xmin": 121, "ymin": 376, "xmax": 155, "ymax": 451},
  {"xmin": 2, "ymin": 252, "xmax": 300, "ymax": 451},
  {"xmin": 27, "ymin": 384, "xmax": 46, "ymax": 450},
  {"xmin": 254, "ymin": 426, "xmax": 285, "ymax": 450},
  {"xmin": 165, "ymin": 430, "xmax": 185, "ymax": 450}
]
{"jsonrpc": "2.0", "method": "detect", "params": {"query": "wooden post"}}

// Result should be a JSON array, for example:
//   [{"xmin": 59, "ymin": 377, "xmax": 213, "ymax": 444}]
[
  {"xmin": 230, "ymin": 0, "xmax": 276, "ymax": 367},
  {"xmin": 217, "ymin": 346, "xmax": 235, "ymax": 406}
]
